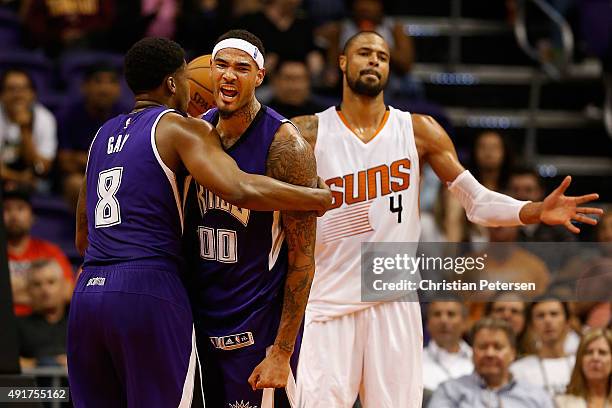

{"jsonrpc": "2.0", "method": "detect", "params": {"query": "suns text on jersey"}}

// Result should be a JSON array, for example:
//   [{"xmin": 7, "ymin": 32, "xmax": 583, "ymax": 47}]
[{"xmin": 326, "ymin": 158, "xmax": 411, "ymax": 209}]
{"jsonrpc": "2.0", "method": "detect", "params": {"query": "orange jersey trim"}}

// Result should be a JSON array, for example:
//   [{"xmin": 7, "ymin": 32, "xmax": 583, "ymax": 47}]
[{"xmin": 336, "ymin": 109, "xmax": 390, "ymax": 144}]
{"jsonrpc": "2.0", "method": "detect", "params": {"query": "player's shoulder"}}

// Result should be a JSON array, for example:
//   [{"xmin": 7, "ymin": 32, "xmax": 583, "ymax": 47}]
[
  {"xmin": 289, "ymin": 114, "xmax": 319, "ymax": 149},
  {"xmin": 157, "ymin": 110, "xmax": 215, "ymax": 136}
]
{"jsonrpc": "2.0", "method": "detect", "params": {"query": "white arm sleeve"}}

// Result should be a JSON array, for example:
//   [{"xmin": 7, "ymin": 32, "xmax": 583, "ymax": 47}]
[{"xmin": 447, "ymin": 170, "xmax": 530, "ymax": 227}]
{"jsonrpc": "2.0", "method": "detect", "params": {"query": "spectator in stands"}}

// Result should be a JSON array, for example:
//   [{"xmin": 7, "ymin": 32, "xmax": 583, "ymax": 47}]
[
  {"xmin": 0, "ymin": 69, "xmax": 56, "ymax": 189},
  {"xmin": 485, "ymin": 294, "xmax": 533, "ymax": 356},
  {"xmin": 423, "ymin": 301, "xmax": 473, "ymax": 392},
  {"xmin": 21, "ymin": 0, "xmax": 115, "ymax": 55},
  {"xmin": 239, "ymin": 0, "xmax": 323, "ymax": 75},
  {"xmin": 17, "ymin": 260, "xmax": 69, "ymax": 369},
  {"xmin": 555, "ymin": 328, "xmax": 612, "ymax": 408},
  {"xmin": 508, "ymin": 166, "xmax": 576, "ymax": 242},
  {"xmin": 3, "ymin": 184, "xmax": 74, "ymax": 316},
  {"xmin": 511, "ymin": 298, "xmax": 578, "ymax": 396},
  {"xmin": 320, "ymin": 0, "xmax": 414, "ymax": 88},
  {"xmin": 268, "ymin": 59, "xmax": 325, "ymax": 118},
  {"xmin": 429, "ymin": 318, "xmax": 554, "ymax": 408},
  {"xmin": 57, "ymin": 63, "xmax": 122, "ymax": 211}
]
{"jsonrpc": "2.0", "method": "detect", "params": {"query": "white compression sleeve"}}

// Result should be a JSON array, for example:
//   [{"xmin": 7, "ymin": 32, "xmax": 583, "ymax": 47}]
[{"xmin": 447, "ymin": 170, "xmax": 531, "ymax": 227}]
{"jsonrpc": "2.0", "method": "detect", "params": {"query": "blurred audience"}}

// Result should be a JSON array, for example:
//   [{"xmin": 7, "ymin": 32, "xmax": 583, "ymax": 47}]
[
  {"xmin": 57, "ymin": 63, "xmax": 122, "ymax": 211},
  {"xmin": 320, "ymin": 0, "xmax": 414, "ymax": 89},
  {"xmin": 508, "ymin": 166, "xmax": 576, "ymax": 242},
  {"xmin": 21, "ymin": 0, "xmax": 115, "ymax": 55},
  {"xmin": 3, "ymin": 184, "xmax": 74, "ymax": 316},
  {"xmin": 268, "ymin": 59, "xmax": 325, "ymax": 118},
  {"xmin": 428, "ymin": 318, "xmax": 554, "ymax": 407},
  {"xmin": 239, "ymin": 0, "xmax": 323, "ymax": 75},
  {"xmin": 17, "ymin": 260, "xmax": 69, "ymax": 369},
  {"xmin": 511, "ymin": 298, "xmax": 577, "ymax": 396},
  {"xmin": 0, "ymin": 69, "xmax": 57, "ymax": 189},
  {"xmin": 555, "ymin": 328, "xmax": 612, "ymax": 408},
  {"xmin": 485, "ymin": 294, "xmax": 531, "ymax": 356},
  {"xmin": 423, "ymin": 301, "xmax": 473, "ymax": 392},
  {"xmin": 177, "ymin": 0, "xmax": 232, "ymax": 57}
]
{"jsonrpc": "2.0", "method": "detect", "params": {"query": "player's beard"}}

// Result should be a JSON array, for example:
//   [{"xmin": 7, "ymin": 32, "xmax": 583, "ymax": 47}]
[{"xmin": 346, "ymin": 65, "xmax": 387, "ymax": 97}]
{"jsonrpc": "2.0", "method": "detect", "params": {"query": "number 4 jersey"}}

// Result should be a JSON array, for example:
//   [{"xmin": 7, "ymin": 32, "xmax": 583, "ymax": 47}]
[
  {"xmin": 84, "ymin": 106, "xmax": 186, "ymax": 269},
  {"xmin": 307, "ymin": 106, "xmax": 421, "ymax": 322}
]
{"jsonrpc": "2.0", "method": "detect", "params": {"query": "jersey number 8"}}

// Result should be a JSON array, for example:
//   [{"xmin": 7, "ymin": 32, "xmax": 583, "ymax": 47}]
[{"xmin": 95, "ymin": 167, "xmax": 123, "ymax": 228}]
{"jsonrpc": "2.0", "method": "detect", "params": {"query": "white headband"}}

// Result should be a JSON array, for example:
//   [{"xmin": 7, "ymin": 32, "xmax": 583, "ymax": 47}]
[{"xmin": 211, "ymin": 38, "xmax": 265, "ymax": 70}]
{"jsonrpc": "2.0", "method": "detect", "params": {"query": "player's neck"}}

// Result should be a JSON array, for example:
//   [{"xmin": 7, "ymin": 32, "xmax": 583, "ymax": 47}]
[
  {"xmin": 436, "ymin": 339, "xmax": 461, "ymax": 354},
  {"xmin": 217, "ymin": 99, "xmax": 261, "ymax": 149},
  {"xmin": 340, "ymin": 91, "xmax": 386, "ymax": 131},
  {"xmin": 132, "ymin": 96, "xmax": 166, "ymax": 112}
]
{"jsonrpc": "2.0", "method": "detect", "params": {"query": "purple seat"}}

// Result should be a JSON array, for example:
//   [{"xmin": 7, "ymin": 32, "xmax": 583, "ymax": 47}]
[{"xmin": 0, "ymin": 8, "xmax": 21, "ymax": 48}]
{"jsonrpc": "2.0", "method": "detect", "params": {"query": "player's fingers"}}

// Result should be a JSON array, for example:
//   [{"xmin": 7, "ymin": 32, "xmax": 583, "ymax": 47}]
[
  {"xmin": 248, "ymin": 371, "xmax": 260, "ymax": 390},
  {"xmin": 554, "ymin": 176, "xmax": 572, "ymax": 195},
  {"xmin": 573, "ymin": 193, "xmax": 599, "ymax": 205},
  {"xmin": 573, "ymin": 214, "xmax": 598, "ymax": 225},
  {"xmin": 575, "ymin": 206, "xmax": 604, "ymax": 215},
  {"xmin": 564, "ymin": 220, "xmax": 580, "ymax": 234}
]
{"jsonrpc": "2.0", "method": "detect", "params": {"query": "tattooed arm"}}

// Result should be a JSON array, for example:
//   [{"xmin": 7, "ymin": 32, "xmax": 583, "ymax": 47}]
[
  {"xmin": 291, "ymin": 115, "xmax": 319, "ymax": 150},
  {"xmin": 247, "ymin": 123, "xmax": 318, "ymax": 390}
]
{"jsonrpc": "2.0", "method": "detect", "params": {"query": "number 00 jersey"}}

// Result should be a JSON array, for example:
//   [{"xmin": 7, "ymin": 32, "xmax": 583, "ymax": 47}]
[{"xmin": 308, "ymin": 106, "xmax": 421, "ymax": 322}]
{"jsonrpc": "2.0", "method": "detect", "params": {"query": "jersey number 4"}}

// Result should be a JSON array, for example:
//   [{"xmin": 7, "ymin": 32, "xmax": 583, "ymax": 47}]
[
  {"xmin": 95, "ymin": 167, "xmax": 123, "ymax": 228},
  {"xmin": 198, "ymin": 227, "xmax": 238, "ymax": 263}
]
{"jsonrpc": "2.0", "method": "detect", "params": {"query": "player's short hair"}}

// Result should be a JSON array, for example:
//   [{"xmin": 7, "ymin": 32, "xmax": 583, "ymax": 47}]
[
  {"xmin": 342, "ymin": 31, "xmax": 386, "ymax": 55},
  {"xmin": 124, "ymin": 37, "xmax": 185, "ymax": 94},
  {"xmin": 0, "ymin": 68, "xmax": 36, "ymax": 93},
  {"xmin": 215, "ymin": 29, "xmax": 266, "ymax": 60},
  {"xmin": 471, "ymin": 317, "xmax": 517, "ymax": 349}
]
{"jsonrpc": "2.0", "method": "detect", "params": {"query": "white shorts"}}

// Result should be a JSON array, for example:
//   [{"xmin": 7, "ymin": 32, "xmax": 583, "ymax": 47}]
[{"xmin": 296, "ymin": 301, "xmax": 423, "ymax": 408}]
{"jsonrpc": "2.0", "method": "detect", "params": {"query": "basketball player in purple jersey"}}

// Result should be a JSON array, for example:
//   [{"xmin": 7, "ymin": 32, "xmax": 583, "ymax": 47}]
[
  {"xmin": 67, "ymin": 37, "xmax": 331, "ymax": 408},
  {"xmin": 183, "ymin": 30, "xmax": 316, "ymax": 407}
]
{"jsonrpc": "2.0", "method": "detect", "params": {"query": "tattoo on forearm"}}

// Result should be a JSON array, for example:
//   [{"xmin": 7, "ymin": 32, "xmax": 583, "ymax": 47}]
[{"xmin": 266, "ymin": 126, "xmax": 318, "ymax": 353}]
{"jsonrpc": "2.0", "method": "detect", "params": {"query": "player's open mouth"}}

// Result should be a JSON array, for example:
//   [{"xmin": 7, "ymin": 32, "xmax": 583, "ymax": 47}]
[{"xmin": 220, "ymin": 86, "xmax": 238, "ymax": 101}]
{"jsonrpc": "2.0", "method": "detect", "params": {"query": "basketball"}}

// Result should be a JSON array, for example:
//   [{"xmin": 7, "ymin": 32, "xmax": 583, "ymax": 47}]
[{"xmin": 187, "ymin": 54, "xmax": 215, "ymax": 117}]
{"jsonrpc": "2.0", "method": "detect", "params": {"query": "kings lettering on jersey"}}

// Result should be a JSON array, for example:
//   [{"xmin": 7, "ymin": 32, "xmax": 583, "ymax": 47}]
[
  {"xmin": 326, "ymin": 158, "xmax": 411, "ymax": 209},
  {"xmin": 196, "ymin": 184, "xmax": 250, "ymax": 226}
]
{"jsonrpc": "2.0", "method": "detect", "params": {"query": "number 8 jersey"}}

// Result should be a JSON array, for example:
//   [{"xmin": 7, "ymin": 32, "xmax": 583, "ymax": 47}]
[
  {"xmin": 84, "ymin": 106, "xmax": 186, "ymax": 269},
  {"xmin": 307, "ymin": 106, "xmax": 421, "ymax": 322}
]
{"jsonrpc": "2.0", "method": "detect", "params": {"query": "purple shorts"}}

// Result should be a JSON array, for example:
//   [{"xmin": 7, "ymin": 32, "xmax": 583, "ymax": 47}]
[{"xmin": 67, "ymin": 263, "xmax": 198, "ymax": 408}]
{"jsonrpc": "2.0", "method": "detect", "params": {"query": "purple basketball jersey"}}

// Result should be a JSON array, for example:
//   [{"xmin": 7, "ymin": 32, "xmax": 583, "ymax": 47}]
[
  {"xmin": 84, "ymin": 106, "xmax": 185, "ymax": 270},
  {"xmin": 184, "ymin": 106, "xmax": 290, "ymax": 352}
]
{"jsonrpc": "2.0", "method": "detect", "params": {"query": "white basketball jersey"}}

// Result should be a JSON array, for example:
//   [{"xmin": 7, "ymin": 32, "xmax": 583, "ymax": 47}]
[{"xmin": 308, "ymin": 106, "xmax": 421, "ymax": 322}]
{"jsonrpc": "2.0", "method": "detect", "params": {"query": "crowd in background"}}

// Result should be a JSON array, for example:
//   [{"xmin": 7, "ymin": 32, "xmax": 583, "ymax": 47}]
[{"xmin": 0, "ymin": 0, "xmax": 610, "ymax": 407}]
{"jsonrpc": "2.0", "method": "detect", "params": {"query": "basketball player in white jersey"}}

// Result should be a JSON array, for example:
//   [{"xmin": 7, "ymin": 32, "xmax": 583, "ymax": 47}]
[{"xmin": 291, "ymin": 31, "xmax": 603, "ymax": 408}]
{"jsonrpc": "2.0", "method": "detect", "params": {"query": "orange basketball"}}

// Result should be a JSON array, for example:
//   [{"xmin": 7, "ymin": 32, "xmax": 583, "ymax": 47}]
[{"xmin": 187, "ymin": 54, "xmax": 215, "ymax": 117}]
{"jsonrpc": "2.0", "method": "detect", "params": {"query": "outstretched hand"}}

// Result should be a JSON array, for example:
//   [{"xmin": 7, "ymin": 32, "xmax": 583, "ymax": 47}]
[{"xmin": 540, "ymin": 176, "xmax": 603, "ymax": 233}]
